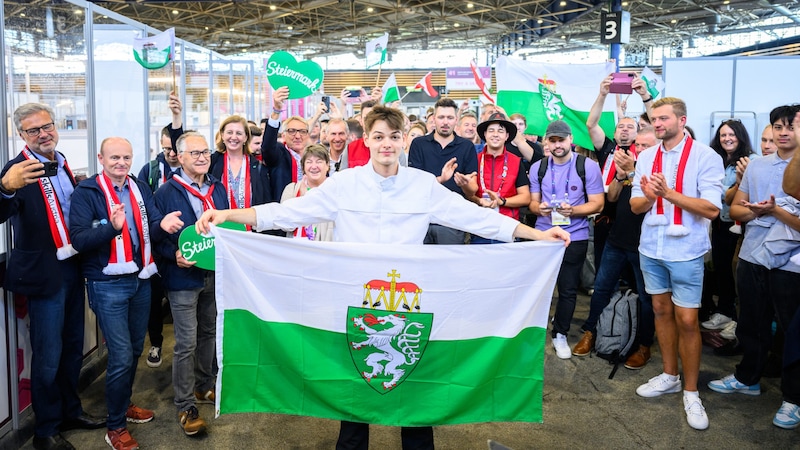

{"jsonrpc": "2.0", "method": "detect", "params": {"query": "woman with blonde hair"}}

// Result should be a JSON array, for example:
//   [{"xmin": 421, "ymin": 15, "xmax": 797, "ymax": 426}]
[
  {"xmin": 210, "ymin": 115, "xmax": 273, "ymax": 214},
  {"xmin": 280, "ymin": 144, "xmax": 334, "ymax": 241}
]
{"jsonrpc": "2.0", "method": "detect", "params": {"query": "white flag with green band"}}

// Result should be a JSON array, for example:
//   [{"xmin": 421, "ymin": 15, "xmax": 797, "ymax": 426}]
[
  {"xmin": 641, "ymin": 66, "xmax": 665, "ymax": 100},
  {"xmin": 365, "ymin": 33, "xmax": 388, "ymax": 69},
  {"xmin": 496, "ymin": 56, "xmax": 616, "ymax": 150},
  {"xmin": 133, "ymin": 28, "xmax": 175, "ymax": 70},
  {"xmin": 212, "ymin": 227, "xmax": 564, "ymax": 425},
  {"xmin": 382, "ymin": 73, "xmax": 400, "ymax": 103}
]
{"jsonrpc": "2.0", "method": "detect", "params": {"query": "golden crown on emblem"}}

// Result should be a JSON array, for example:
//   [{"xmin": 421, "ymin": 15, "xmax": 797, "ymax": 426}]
[{"xmin": 362, "ymin": 270, "xmax": 422, "ymax": 312}]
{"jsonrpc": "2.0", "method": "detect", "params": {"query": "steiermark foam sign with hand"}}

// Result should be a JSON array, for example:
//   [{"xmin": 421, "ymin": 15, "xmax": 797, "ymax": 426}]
[{"xmin": 265, "ymin": 51, "xmax": 324, "ymax": 99}]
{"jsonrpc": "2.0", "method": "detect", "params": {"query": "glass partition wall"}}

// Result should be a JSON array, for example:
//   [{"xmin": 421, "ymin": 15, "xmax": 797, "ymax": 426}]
[{"xmin": 0, "ymin": 0, "xmax": 254, "ymax": 441}]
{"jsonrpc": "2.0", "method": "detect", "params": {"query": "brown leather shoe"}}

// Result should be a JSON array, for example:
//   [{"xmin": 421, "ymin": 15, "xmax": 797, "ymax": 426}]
[
  {"xmin": 178, "ymin": 406, "xmax": 207, "ymax": 436},
  {"xmin": 572, "ymin": 331, "xmax": 595, "ymax": 357},
  {"xmin": 624, "ymin": 345, "xmax": 651, "ymax": 370}
]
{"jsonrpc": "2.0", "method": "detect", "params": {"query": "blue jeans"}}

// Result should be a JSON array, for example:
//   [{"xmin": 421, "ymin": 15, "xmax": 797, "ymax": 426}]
[
  {"xmin": 27, "ymin": 260, "xmax": 85, "ymax": 437},
  {"xmin": 581, "ymin": 241, "xmax": 655, "ymax": 347},
  {"xmin": 169, "ymin": 273, "xmax": 216, "ymax": 412},
  {"xmin": 87, "ymin": 275, "xmax": 150, "ymax": 430}
]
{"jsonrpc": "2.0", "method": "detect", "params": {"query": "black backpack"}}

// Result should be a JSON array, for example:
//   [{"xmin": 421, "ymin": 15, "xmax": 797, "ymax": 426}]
[{"xmin": 595, "ymin": 289, "xmax": 639, "ymax": 379}]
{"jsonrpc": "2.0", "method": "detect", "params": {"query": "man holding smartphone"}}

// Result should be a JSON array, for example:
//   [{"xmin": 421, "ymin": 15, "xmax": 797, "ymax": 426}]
[
  {"xmin": 529, "ymin": 120, "xmax": 605, "ymax": 359},
  {"xmin": 0, "ymin": 103, "xmax": 106, "ymax": 450}
]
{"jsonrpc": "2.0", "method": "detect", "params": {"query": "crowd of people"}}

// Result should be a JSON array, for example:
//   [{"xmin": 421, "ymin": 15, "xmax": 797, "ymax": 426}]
[{"xmin": 2, "ymin": 71, "xmax": 799, "ymax": 450}]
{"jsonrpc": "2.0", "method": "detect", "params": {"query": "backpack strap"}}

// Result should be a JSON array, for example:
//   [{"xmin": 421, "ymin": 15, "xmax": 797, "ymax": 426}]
[{"xmin": 537, "ymin": 154, "xmax": 588, "ymax": 203}]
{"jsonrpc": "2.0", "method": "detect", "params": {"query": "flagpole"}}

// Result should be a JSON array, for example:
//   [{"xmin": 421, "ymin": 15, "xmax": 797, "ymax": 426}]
[
  {"xmin": 375, "ymin": 64, "xmax": 382, "ymax": 90},
  {"xmin": 171, "ymin": 59, "xmax": 177, "ymax": 94}
]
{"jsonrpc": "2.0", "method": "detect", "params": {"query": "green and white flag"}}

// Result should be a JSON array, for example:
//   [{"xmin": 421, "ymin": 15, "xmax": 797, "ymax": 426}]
[
  {"xmin": 382, "ymin": 73, "xmax": 400, "ymax": 103},
  {"xmin": 365, "ymin": 33, "xmax": 389, "ymax": 69},
  {"xmin": 496, "ymin": 56, "xmax": 616, "ymax": 150},
  {"xmin": 213, "ymin": 227, "xmax": 565, "ymax": 426},
  {"xmin": 640, "ymin": 66, "xmax": 665, "ymax": 100},
  {"xmin": 133, "ymin": 28, "xmax": 175, "ymax": 70}
]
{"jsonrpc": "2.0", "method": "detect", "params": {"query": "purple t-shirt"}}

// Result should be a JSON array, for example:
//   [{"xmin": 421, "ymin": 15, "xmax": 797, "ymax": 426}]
[{"xmin": 529, "ymin": 154, "xmax": 604, "ymax": 241}]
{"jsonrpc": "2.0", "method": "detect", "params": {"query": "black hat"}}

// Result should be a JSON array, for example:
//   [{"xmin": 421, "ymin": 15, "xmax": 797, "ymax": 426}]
[
  {"xmin": 545, "ymin": 120, "xmax": 572, "ymax": 138},
  {"xmin": 476, "ymin": 112, "xmax": 517, "ymax": 142}
]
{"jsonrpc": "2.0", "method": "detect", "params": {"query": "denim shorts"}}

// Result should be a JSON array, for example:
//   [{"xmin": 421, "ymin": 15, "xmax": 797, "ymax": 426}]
[{"xmin": 640, "ymin": 254, "xmax": 704, "ymax": 308}]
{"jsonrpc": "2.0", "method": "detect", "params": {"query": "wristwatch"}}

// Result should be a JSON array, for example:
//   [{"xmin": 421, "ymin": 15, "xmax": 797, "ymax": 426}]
[
  {"xmin": 627, "ymin": 171, "xmax": 635, "ymax": 179},
  {"xmin": 500, "ymin": 197, "xmax": 507, "ymax": 206}
]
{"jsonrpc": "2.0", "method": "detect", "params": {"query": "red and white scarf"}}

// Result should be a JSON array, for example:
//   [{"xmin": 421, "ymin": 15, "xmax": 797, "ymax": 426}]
[
  {"xmin": 289, "ymin": 148, "xmax": 303, "ymax": 183},
  {"xmin": 646, "ymin": 136, "xmax": 693, "ymax": 236},
  {"xmin": 96, "ymin": 172, "xmax": 157, "ymax": 279},
  {"xmin": 292, "ymin": 180, "xmax": 315, "ymax": 240},
  {"xmin": 601, "ymin": 144, "xmax": 637, "ymax": 192},
  {"xmin": 172, "ymin": 175, "xmax": 217, "ymax": 211},
  {"xmin": 21, "ymin": 149, "xmax": 77, "ymax": 260}
]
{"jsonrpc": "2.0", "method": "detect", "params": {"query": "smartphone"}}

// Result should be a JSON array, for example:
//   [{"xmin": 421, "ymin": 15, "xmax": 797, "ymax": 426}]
[
  {"xmin": 322, "ymin": 96, "xmax": 331, "ymax": 110},
  {"xmin": 345, "ymin": 86, "xmax": 362, "ymax": 99},
  {"xmin": 609, "ymin": 72, "xmax": 634, "ymax": 94},
  {"xmin": 39, "ymin": 161, "xmax": 58, "ymax": 178}
]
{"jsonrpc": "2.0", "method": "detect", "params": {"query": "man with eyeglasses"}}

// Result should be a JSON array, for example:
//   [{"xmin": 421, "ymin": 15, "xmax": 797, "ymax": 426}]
[
  {"xmin": 153, "ymin": 132, "xmax": 229, "ymax": 437},
  {"xmin": 0, "ymin": 103, "xmax": 106, "ymax": 450},
  {"xmin": 137, "ymin": 93, "xmax": 184, "ymax": 370},
  {"xmin": 261, "ymin": 86, "xmax": 314, "ymax": 200}
]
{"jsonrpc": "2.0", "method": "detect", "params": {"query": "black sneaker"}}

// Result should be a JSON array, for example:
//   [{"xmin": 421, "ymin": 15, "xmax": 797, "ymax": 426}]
[{"xmin": 146, "ymin": 346, "xmax": 162, "ymax": 368}]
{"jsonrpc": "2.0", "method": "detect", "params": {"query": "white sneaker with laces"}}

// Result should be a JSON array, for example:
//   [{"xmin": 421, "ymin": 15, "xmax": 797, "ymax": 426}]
[
  {"xmin": 684, "ymin": 395, "xmax": 709, "ymax": 430},
  {"xmin": 773, "ymin": 401, "xmax": 800, "ymax": 429},
  {"xmin": 719, "ymin": 321, "xmax": 737, "ymax": 340},
  {"xmin": 636, "ymin": 373, "xmax": 682, "ymax": 398},
  {"xmin": 701, "ymin": 313, "xmax": 732, "ymax": 330},
  {"xmin": 552, "ymin": 333, "xmax": 571, "ymax": 359}
]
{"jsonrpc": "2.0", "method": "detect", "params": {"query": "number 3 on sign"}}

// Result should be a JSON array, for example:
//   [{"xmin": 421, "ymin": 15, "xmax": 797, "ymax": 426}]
[
  {"xmin": 600, "ymin": 11, "xmax": 630, "ymax": 44},
  {"xmin": 605, "ymin": 20, "xmax": 618, "ymax": 41}
]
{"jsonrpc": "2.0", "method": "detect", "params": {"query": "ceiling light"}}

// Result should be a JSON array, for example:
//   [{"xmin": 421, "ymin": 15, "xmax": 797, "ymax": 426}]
[
  {"xmin": 74, "ymin": 9, "xmax": 82, "ymax": 15},
  {"xmin": 270, "ymin": 5, "xmax": 277, "ymax": 10},
  {"xmin": 454, "ymin": 23, "xmax": 460, "ymax": 27},
  {"xmin": 671, "ymin": 19, "xmax": 677, "ymax": 23},
  {"xmin": 622, "ymin": 1, "xmax": 628, "ymax": 5},
  {"xmin": 367, "ymin": 7, "xmax": 374, "ymax": 12},
  {"xmin": 172, "ymin": 10, "xmax": 179, "ymax": 15},
  {"xmin": 559, "ymin": 1, "xmax": 567, "ymax": 6},
  {"xmin": 298, "ymin": 40, "xmax": 303, "ymax": 44},
  {"xmin": 205, "ymin": 26, "xmax": 209, "ymax": 30},
  {"xmin": 537, "ymin": 19, "xmax": 543, "ymax": 23},
  {"xmin": 20, "ymin": 13, "xmax": 25, "ymax": 17},
  {"xmin": 561, "ymin": 35, "xmax": 566, "ymax": 39},
  {"xmin": 229, "ymin": 27, "xmax": 235, "ymax": 31},
  {"xmin": 467, "ymin": 3, "xmax": 474, "ymax": 8},
  {"xmin": 723, "ymin": 0, "xmax": 730, "ymax": 3},
  {"xmin": 288, "ymin": 26, "xmax": 293, "ymax": 30},
  {"xmin": 225, "ymin": 40, "xmax": 230, "ymax": 45}
]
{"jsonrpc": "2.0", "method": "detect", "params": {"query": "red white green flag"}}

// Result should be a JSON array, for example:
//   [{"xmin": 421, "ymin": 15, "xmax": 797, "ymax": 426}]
[{"xmin": 133, "ymin": 28, "xmax": 175, "ymax": 70}]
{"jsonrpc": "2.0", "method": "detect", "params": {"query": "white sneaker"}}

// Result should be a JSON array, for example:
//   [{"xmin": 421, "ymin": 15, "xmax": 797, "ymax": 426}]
[
  {"xmin": 684, "ymin": 395, "xmax": 709, "ymax": 430},
  {"xmin": 773, "ymin": 401, "xmax": 800, "ymax": 429},
  {"xmin": 552, "ymin": 333, "xmax": 571, "ymax": 359},
  {"xmin": 701, "ymin": 313, "xmax": 732, "ymax": 330},
  {"xmin": 719, "ymin": 321, "xmax": 737, "ymax": 340},
  {"xmin": 636, "ymin": 373, "xmax": 682, "ymax": 398}
]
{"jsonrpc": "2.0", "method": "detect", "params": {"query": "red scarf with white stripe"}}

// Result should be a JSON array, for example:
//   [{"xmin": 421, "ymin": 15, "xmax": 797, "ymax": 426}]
[
  {"xmin": 647, "ymin": 136, "xmax": 693, "ymax": 236},
  {"xmin": 96, "ymin": 172, "xmax": 157, "ymax": 279},
  {"xmin": 21, "ymin": 148, "xmax": 77, "ymax": 260},
  {"xmin": 172, "ymin": 176, "xmax": 217, "ymax": 211},
  {"xmin": 221, "ymin": 153, "xmax": 251, "ymax": 209}
]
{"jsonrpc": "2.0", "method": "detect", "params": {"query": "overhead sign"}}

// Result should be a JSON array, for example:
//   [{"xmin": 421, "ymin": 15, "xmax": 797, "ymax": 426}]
[
  {"xmin": 600, "ymin": 11, "xmax": 631, "ymax": 44},
  {"xmin": 446, "ymin": 66, "xmax": 491, "ymax": 91}
]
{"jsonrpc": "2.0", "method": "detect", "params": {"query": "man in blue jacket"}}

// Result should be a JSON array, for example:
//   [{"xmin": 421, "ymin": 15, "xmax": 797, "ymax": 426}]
[
  {"xmin": 0, "ymin": 103, "xmax": 105, "ymax": 450},
  {"xmin": 70, "ymin": 137, "xmax": 182, "ymax": 449},
  {"xmin": 154, "ymin": 132, "xmax": 229, "ymax": 437}
]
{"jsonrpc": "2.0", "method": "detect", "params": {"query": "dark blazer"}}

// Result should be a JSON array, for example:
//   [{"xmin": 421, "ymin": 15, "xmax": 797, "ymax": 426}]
[
  {"xmin": 209, "ymin": 151, "xmax": 273, "ymax": 205},
  {"xmin": 153, "ymin": 172, "xmax": 229, "ymax": 291},
  {"xmin": 261, "ymin": 122, "xmax": 295, "ymax": 202},
  {"xmin": 0, "ymin": 151, "xmax": 79, "ymax": 296}
]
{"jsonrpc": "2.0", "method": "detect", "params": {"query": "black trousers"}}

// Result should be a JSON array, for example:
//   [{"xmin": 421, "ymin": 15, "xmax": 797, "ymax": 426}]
[{"xmin": 336, "ymin": 421, "xmax": 434, "ymax": 450}]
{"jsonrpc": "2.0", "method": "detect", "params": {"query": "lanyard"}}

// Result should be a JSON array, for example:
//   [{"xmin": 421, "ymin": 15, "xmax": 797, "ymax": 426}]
[
  {"xmin": 550, "ymin": 155, "xmax": 572, "ymax": 201},
  {"xmin": 479, "ymin": 151, "xmax": 508, "ymax": 193}
]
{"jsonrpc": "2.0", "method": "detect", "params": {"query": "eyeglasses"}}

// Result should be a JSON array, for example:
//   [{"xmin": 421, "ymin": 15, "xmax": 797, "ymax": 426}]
[
  {"xmin": 720, "ymin": 118, "xmax": 742, "ymax": 125},
  {"xmin": 181, "ymin": 149, "xmax": 212, "ymax": 159},
  {"xmin": 21, "ymin": 122, "xmax": 55, "ymax": 137},
  {"xmin": 285, "ymin": 128, "xmax": 309, "ymax": 136},
  {"xmin": 162, "ymin": 146, "xmax": 176, "ymax": 154}
]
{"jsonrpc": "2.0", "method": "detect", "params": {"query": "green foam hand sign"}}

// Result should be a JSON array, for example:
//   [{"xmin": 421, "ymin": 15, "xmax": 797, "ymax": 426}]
[
  {"xmin": 178, "ymin": 221, "xmax": 247, "ymax": 271},
  {"xmin": 265, "ymin": 51, "xmax": 324, "ymax": 99}
]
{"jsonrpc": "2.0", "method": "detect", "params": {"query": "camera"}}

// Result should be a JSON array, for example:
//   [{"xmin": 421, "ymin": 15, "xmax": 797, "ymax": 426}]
[{"xmin": 38, "ymin": 161, "xmax": 59, "ymax": 178}]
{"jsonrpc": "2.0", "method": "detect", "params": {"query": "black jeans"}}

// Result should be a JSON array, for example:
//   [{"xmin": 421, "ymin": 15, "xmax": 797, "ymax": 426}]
[
  {"xmin": 551, "ymin": 240, "xmax": 589, "ymax": 337},
  {"xmin": 337, "ymin": 421, "xmax": 434, "ymax": 450},
  {"xmin": 735, "ymin": 260, "xmax": 800, "ymax": 403},
  {"xmin": 709, "ymin": 219, "xmax": 739, "ymax": 319}
]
